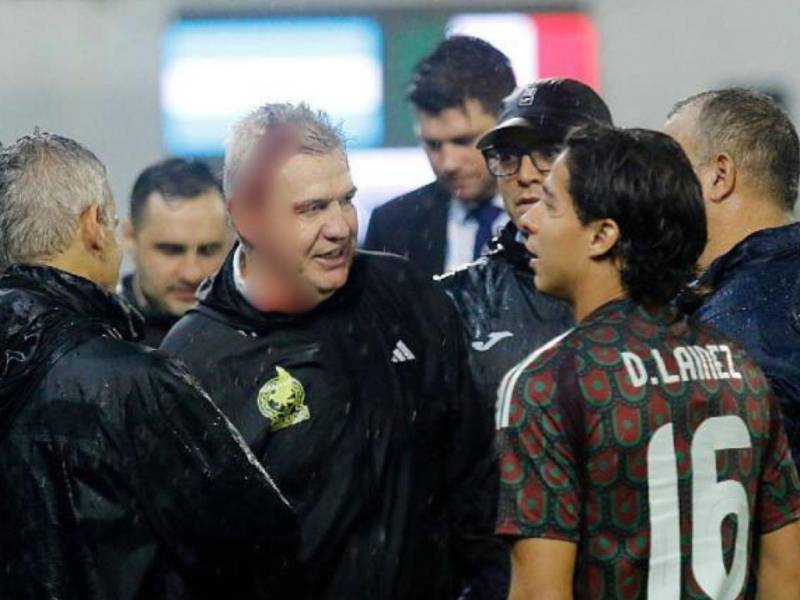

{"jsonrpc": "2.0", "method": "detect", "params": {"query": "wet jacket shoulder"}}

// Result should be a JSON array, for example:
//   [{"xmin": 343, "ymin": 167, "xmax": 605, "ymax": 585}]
[
  {"xmin": 162, "ymin": 248, "xmax": 506, "ymax": 600},
  {"xmin": 0, "ymin": 265, "xmax": 301, "ymax": 600},
  {"xmin": 686, "ymin": 222, "xmax": 800, "ymax": 462},
  {"xmin": 363, "ymin": 181, "xmax": 450, "ymax": 277},
  {"xmin": 436, "ymin": 223, "xmax": 573, "ymax": 405}
]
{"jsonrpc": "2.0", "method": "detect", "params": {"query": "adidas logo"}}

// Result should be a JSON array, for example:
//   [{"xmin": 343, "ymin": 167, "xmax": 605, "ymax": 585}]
[{"xmin": 391, "ymin": 340, "xmax": 416, "ymax": 363}]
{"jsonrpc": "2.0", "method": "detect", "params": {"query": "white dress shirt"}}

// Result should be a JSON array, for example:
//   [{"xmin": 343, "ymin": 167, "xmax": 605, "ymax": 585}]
[{"xmin": 443, "ymin": 195, "xmax": 508, "ymax": 273}]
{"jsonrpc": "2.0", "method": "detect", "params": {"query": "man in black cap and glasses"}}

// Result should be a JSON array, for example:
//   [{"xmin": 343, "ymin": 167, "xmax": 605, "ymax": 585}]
[{"xmin": 437, "ymin": 78, "xmax": 612, "ymax": 408}]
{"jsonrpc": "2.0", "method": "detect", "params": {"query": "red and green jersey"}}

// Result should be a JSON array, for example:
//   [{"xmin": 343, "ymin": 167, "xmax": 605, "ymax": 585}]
[{"xmin": 496, "ymin": 299, "xmax": 800, "ymax": 599}]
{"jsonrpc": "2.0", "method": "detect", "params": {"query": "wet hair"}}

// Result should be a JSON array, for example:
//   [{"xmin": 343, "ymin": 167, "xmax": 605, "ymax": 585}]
[
  {"xmin": 407, "ymin": 35, "xmax": 516, "ymax": 116},
  {"xmin": 130, "ymin": 158, "xmax": 222, "ymax": 230},
  {"xmin": 224, "ymin": 102, "xmax": 345, "ymax": 199},
  {"xmin": 669, "ymin": 88, "xmax": 800, "ymax": 211},
  {"xmin": 0, "ymin": 132, "xmax": 114, "ymax": 270},
  {"xmin": 563, "ymin": 125, "xmax": 707, "ymax": 307}
]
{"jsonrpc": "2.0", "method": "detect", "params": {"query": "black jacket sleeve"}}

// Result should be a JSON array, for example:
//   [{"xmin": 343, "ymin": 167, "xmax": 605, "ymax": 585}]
[
  {"xmin": 119, "ymin": 355, "xmax": 304, "ymax": 599},
  {"xmin": 439, "ymin": 293, "xmax": 510, "ymax": 599}
]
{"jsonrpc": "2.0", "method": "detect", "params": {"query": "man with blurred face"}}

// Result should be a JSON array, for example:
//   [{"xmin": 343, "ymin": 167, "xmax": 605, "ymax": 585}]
[
  {"xmin": 0, "ymin": 133, "xmax": 301, "ymax": 600},
  {"xmin": 437, "ymin": 79, "xmax": 610, "ymax": 407},
  {"xmin": 121, "ymin": 158, "xmax": 232, "ymax": 346},
  {"xmin": 364, "ymin": 36, "xmax": 516, "ymax": 277},
  {"xmin": 498, "ymin": 126, "xmax": 800, "ymax": 599},
  {"xmin": 665, "ymin": 89, "xmax": 800, "ymax": 465},
  {"xmin": 162, "ymin": 102, "xmax": 505, "ymax": 600}
]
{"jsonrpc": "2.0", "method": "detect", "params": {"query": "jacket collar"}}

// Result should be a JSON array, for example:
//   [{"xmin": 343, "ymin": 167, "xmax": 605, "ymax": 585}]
[
  {"xmin": 488, "ymin": 221, "xmax": 531, "ymax": 271},
  {"xmin": 699, "ymin": 222, "xmax": 800, "ymax": 290},
  {"xmin": 119, "ymin": 273, "xmax": 178, "ymax": 333},
  {"xmin": 195, "ymin": 244, "xmax": 365, "ymax": 332},
  {"xmin": 1, "ymin": 264, "xmax": 143, "ymax": 342}
]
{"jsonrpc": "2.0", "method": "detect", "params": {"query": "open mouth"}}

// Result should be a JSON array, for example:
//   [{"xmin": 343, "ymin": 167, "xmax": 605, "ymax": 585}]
[
  {"xmin": 314, "ymin": 246, "xmax": 350, "ymax": 267},
  {"xmin": 317, "ymin": 247, "xmax": 346, "ymax": 260}
]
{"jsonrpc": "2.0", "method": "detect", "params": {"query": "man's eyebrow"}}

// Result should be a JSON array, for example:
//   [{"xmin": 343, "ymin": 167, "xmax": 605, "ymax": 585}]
[
  {"xmin": 295, "ymin": 197, "xmax": 329, "ymax": 208},
  {"xmin": 295, "ymin": 186, "xmax": 358, "ymax": 208}
]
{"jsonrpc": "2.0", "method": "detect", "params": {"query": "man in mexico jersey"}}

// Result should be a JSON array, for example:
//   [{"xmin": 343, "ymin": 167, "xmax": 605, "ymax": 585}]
[
  {"xmin": 496, "ymin": 300, "xmax": 800, "ymax": 598},
  {"xmin": 497, "ymin": 124, "xmax": 800, "ymax": 599}
]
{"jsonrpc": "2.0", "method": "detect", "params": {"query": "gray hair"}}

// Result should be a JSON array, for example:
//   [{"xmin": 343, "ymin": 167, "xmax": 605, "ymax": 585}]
[
  {"xmin": 223, "ymin": 102, "xmax": 346, "ymax": 198},
  {"xmin": 669, "ymin": 88, "xmax": 800, "ymax": 211},
  {"xmin": 0, "ymin": 133, "xmax": 115, "ymax": 269}
]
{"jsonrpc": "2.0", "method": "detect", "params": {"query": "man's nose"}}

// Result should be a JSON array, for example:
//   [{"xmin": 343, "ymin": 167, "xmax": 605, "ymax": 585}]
[
  {"xmin": 438, "ymin": 143, "xmax": 462, "ymax": 175},
  {"xmin": 322, "ymin": 204, "xmax": 351, "ymax": 240},
  {"xmin": 178, "ymin": 253, "xmax": 205, "ymax": 283},
  {"xmin": 517, "ymin": 154, "xmax": 543, "ymax": 186}
]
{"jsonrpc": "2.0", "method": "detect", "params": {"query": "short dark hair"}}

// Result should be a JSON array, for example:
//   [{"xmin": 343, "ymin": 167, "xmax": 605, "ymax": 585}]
[
  {"xmin": 130, "ymin": 158, "xmax": 222, "ymax": 229},
  {"xmin": 669, "ymin": 88, "xmax": 800, "ymax": 211},
  {"xmin": 407, "ymin": 35, "xmax": 516, "ymax": 116},
  {"xmin": 564, "ymin": 126, "xmax": 707, "ymax": 307}
]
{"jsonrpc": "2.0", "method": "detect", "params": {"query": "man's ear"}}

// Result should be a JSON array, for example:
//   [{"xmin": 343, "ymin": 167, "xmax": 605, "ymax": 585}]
[
  {"xmin": 122, "ymin": 219, "xmax": 137, "ymax": 253},
  {"xmin": 587, "ymin": 218, "xmax": 620, "ymax": 259},
  {"xmin": 705, "ymin": 152, "xmax": 736, "ymax": 203},
  {"xmin": 78, "ymin": 204, "xmax": 107, "ymax": 254}
]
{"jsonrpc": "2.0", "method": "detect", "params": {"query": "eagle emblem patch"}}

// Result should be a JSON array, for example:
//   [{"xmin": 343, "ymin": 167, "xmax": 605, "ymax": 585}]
[{"xmin": 257, "ymin": 367, "xmax": 309, "ymax": 431}]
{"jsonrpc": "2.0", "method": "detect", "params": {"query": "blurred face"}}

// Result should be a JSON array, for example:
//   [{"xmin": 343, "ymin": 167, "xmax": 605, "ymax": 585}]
[
  {"xmin": 127, "ymin": 188, "xmax": 232, "ymax": 316},
  {"xmin": 252, "ymin": 151, "xmax": 358, "ymax": 301},
  {"xmin": 519, "ymin": 153, "xmax": 590, "ymax": 301},
  {"xmin": 416, "ymin": 99, "xmax": 498, "ymax": 203},
  {"xmin": 489, "ymin": 142, "xmax": 563, "ymax": 228}
]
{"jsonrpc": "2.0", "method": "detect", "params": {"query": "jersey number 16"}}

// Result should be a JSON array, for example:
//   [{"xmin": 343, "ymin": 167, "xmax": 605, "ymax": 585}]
[{"xmin": 647, "ymin": 415, "xmax": 751, "ymax": 600}]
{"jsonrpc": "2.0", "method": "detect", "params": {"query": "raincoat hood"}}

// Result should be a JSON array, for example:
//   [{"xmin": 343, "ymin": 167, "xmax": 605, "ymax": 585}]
[{"xmin": 0, "ymin": 264, "xmax": 142, "ymax": 425}]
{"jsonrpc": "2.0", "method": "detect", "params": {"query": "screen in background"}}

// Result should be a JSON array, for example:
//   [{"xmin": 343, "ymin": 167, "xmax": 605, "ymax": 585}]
[
  {"xmin": 160, "ymin": 11, "xmax": 598, "ymax": 233},
  {"xmin": 161, "ymin": 17, "xmax": 384, "ymax": 156}
]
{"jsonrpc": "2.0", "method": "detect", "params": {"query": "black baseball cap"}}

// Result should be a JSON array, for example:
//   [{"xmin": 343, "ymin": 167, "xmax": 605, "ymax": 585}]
[{"xmin": 477, "ymin": 78, "xmax": 613, "ymax": 150}]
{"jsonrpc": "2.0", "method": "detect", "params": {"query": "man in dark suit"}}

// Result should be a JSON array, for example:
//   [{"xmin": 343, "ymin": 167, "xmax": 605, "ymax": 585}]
[{"xmin": 364, "ymin": 36, "xmax": 516, "ymax": 278}]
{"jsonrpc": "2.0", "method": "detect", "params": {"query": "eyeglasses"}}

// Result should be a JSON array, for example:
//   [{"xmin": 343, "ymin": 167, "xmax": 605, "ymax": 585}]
[{"xmin": 483, "ymin": 144, "xmax": 564, "ymax": 178}]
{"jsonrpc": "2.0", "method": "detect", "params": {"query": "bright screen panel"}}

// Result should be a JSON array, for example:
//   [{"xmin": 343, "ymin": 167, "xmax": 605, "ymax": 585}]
[{"xmin": 161, "ymin": 17, "xmax": 384, "ymax": 156}]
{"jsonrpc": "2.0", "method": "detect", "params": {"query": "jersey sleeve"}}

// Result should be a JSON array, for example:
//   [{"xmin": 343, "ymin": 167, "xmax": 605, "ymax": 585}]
[
  {"xmin": 496, "ymin": 345, "xmax": 583, "ymax": 542},
  {"xmin": 757, "ymin": 393, "xmax": 800, "ymax": 533}
]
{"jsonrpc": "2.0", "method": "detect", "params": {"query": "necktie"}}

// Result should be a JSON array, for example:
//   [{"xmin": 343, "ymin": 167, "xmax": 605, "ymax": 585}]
[{"xmin": 467, "ymin": 202, "xmax": 503, "ymax": 259}]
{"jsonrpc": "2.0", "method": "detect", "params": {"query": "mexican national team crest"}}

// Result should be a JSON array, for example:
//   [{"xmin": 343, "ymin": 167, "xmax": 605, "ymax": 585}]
[{"xmin": 257, "ymin": 366, "xmax": 310, "ymax": 431}]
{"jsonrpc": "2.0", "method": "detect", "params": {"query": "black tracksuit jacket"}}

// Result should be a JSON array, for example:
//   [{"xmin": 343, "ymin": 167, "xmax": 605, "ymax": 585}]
[{"xmin": 161, "ymin": 248, "xmax": 506, "ymax": 599}]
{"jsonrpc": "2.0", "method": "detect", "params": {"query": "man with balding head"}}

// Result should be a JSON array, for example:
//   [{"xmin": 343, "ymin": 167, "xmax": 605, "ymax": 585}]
[
  {"xmin": 665, "ymin": 88, "xmax": 800, "ymax": 464},
  {"xmin": 162, "ymin": 102, "xmax": 505, "ymax": 600}
]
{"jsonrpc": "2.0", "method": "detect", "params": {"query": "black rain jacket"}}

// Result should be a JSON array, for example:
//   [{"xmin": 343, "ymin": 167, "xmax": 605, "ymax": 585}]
[
  {"xmin": 0, "ymin": 265, "xmax": 302, "ymax": 600},
  {"xmin": 436, "ymin": 223, "xmax": 573, "ymax": 407},
  {"xmin": 682, "ymin": 222, "xmax": 800, "ymax": 465},
  {"xmin": 161, "ymin": 248, "xmax": 506, "ymax": 600}
]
